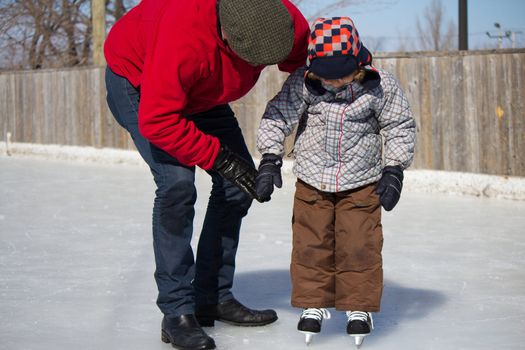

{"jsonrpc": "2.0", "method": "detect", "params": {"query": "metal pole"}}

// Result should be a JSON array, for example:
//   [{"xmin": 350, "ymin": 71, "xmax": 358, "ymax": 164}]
[
  {"xmin": 458, "ymin": 0, "xmax": 468, "ymax": 50},
  {"xmin": 92, "ymin": 0, "xmax": 106, "ymax": 66}
]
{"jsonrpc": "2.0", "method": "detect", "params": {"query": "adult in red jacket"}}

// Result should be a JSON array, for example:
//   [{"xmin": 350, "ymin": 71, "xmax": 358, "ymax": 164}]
[{"xmin": 104, "ymin": 0, "xmax": 309, "ymax": 349}]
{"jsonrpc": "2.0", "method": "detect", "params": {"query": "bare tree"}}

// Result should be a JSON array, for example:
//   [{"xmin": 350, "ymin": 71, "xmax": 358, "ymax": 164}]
[
  {"xmin": 415, "ymin": 0, "xmax": 456, "ymax": 51},
  {"xmin": 294, "ymin": 0, "xmax": 360, "ymax": 21},
  {"xmin": 361, "ymin": 36, "xmax": 386, "ymax": 52},
  {"xmin": 396, "ymin": 31, "xmax": 415, "ymax": 52},
  {"xmin": 0, "ymin": 0, "xmax": 136, "ymax": 70},
  {"xmin": 0, "ymin": 0, "xmax": 394, "ymax": 70},
  {"xmin": 292, "ymin": 0, "xmax": 395, "ymax": 53},
  {"xmin": 292, "ymin": 0, "xmax": 395, "ymax": 22},
  {"xmin": 0, "ymin": 0, "xmax": 92, "ymax": 69},
  {"xmin": 105, "ymin": 0, "xmax": 134, "ymax": 23}
]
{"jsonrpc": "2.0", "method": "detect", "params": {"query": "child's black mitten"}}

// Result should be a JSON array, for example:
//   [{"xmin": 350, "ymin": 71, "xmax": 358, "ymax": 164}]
[
  {"xmin": 255, "ymin": 154, "xmax": 283, "ymax": 202},
  {"xmin": 375, "ymin": 165, "xmax": 404, "ymax": 211}
]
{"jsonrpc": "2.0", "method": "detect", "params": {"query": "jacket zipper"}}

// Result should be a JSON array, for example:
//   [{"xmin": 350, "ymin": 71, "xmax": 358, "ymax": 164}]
[{"xmin": 335, "ymin": 84, "xmax": 355, "ymax": 192}]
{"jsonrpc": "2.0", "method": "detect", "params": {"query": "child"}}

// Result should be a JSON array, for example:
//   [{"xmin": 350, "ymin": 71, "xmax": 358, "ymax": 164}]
[{"xmin": 255, "ymin": 17, "xmax": 416, "ymax": 347}]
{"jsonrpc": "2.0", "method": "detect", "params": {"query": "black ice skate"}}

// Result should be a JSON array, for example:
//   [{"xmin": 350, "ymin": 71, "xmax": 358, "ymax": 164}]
[
  {"xmin": 297, "ymin": 308, "xmax": 331, "ymax": 345},
  {"xmin": 346, "ymin": 311, "xmax": 374, "ymax": 348}
]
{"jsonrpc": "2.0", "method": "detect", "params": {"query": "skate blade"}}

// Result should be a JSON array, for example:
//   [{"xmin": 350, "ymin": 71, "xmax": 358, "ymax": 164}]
[
  {"xmin": 350, "ymin": 334, "xmax": 367, "ymax": 348},
  {"xmin": 299, "ymin": 331, "xmax": 316, "ymax": 345}
]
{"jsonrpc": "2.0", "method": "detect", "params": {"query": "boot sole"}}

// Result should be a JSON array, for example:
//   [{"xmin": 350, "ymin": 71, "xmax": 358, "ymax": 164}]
[
  {"xmin": 196, "ymin": 317, "xmax": 278, "ymax": 327},
  {"xmin": 195, "ymin": 316, "xmax": 215, "ymax": 327},
  {"xmin": 196, "ymin": 315, "xmax": 278, "ymax": 327},
  {"xmin": 215, "ymin": 316, "xmax": 278, "ymax": 327},
  {"xmin": 161, "ymin": 330, "xmax": 216, "ymax": 350}
]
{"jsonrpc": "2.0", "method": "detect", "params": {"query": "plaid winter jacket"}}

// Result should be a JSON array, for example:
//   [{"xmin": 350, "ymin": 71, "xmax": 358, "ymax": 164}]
[{"xmin": 257, "ymin": 67, "xmax": 416, "ymax": 193}]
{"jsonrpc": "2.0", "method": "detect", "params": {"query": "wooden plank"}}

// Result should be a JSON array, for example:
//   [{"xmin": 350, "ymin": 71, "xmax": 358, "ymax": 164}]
[
  {"xmin": 419, "ymin": 56, "xmax": 434, "ymax": 169},
  {"xmin": 0, "ymin": 74, "xmax": 10, "ymax": 140},
  {"xmin": 430, "ymin": 56, "xmax": 444, "ymax": 170},
  {"xmin": 510, "ymin": 53, "xmax": 525, "ymax": 176},
  {"xmin": 462, "ymin": 54, "xmax": 481, "ymax": 173},
  {"xmin": 449, "ymin": 54, "xmax": 467, "ymax": 172},
  {"xmin": 485, "ymin": 54, "xmax": 505, "ymax": 175}
]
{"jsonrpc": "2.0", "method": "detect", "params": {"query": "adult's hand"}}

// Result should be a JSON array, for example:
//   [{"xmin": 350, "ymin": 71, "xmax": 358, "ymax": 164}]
[{"xmin": 213, "ymin": 146, "xmax": 262, "ymax": 202}]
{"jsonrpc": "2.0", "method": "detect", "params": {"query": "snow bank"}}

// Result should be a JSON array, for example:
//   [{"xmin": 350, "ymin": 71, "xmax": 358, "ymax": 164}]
[
  {"xmin": 0, "ymin": 142, "xmax": 147, "ymax": 167},
  {"xmin": 280, "ymin": 158, "xmax": 525, "ymax": 201},
  {"xmin": 2, "ymin": 142, "xmax": 524, "ymax": 201}
]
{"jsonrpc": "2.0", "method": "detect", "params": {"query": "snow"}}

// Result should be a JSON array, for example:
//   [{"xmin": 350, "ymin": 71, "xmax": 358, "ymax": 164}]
[
  {"xmin": 2, "ymin": 142, "xmax": 525, "ymax": 201},
  {"xmin": 1, "ymin": 153, "xmax": 525, "ymax": 350}
]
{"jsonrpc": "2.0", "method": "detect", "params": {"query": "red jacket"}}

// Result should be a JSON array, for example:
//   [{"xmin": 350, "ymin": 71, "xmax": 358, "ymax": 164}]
[{"xmin": 104, "ymin": 0, "xmax": 309, "ymax": 170}]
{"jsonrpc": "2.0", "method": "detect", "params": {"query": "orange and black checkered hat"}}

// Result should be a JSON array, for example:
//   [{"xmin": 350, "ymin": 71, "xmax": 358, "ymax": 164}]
[{"xmin": 307, "ymin": 17, "xmax": 373, "ymax": 80}]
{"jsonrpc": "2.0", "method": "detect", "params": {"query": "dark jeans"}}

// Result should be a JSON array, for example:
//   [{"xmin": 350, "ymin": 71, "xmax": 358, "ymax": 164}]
[{"xmin": 105, "ymin": 67, "xmax": 253, "ymax": 316}]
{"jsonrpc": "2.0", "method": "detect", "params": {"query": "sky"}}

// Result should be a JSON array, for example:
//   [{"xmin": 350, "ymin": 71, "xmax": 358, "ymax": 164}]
[{"xmin": 297, "ymin": 0, "xmax": 525, "ymax": 51}]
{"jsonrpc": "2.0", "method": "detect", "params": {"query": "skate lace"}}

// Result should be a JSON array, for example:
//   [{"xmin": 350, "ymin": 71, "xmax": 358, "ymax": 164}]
[
  {"xmin": 301, "ymin": 308, "xmax": 331, "ymax": 322},
  {"xmin": 346, "ymin": 311, "xmax": 374, "ymax": 329}
]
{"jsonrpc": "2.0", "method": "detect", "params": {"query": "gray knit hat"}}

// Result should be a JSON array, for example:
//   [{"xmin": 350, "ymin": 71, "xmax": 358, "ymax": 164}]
[{"xmin": 219, "ymin": 0, "xmax": 295, "ymax": 65}]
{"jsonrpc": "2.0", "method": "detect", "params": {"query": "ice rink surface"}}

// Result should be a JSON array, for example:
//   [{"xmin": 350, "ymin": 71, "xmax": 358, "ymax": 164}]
[{"xmin": 1, "ymin": 156, "xmax": 524, "ymax": 350}]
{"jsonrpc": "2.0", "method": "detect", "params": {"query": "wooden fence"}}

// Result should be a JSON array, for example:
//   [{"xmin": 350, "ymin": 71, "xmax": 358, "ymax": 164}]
[{"xmin": 1, "ymin": 49, "xmax": 524, "ymax": 176}]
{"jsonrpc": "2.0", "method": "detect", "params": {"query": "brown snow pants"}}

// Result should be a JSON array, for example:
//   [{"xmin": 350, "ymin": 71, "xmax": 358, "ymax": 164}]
[{"xmin": 290, "ymin": 180, "xmax": 383, "ymax": 311}]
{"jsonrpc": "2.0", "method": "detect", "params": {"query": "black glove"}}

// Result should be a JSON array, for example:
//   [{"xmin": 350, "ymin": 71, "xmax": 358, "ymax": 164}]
[
  {"xmin": 375, "ymin": 165, "xmax": 404, "ymax": 211},
  {"xmin": 255, "ymin": 154, "xmax": 283, "ymax": 202},
  {"xmin": 212, "ymin": 146, "xmax": 260, "ymax": 202}
]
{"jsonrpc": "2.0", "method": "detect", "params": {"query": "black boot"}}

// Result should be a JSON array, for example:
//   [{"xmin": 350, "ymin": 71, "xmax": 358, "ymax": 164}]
[
  {"xmin": 196, "ymin": 298, "xmax": 278, "ymax": 327},
  {"xmin": 161, "ymin": 314, "xmax": 216, "ymax": 350}
]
